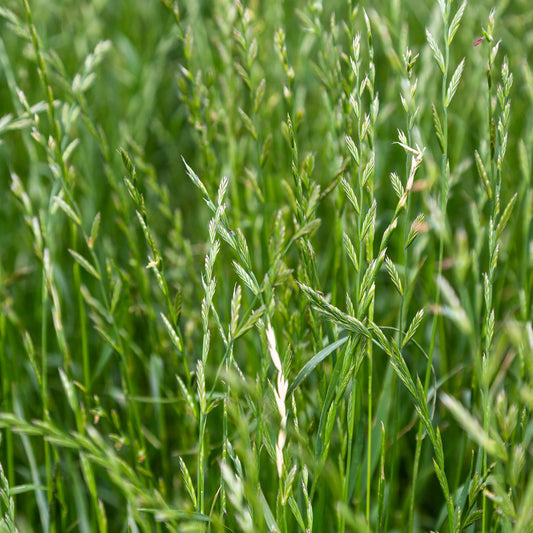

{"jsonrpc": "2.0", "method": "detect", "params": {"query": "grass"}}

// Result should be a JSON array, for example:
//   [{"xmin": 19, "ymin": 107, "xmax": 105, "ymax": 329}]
[{"xmin": 0, "ymin": 0, "xmax": 532, "ymax": 531}]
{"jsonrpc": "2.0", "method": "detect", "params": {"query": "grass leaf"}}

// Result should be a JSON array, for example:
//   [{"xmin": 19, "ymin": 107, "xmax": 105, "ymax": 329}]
[{"xmin": 287, "ymin": 336, "xmax": 349, "ymax": 396}]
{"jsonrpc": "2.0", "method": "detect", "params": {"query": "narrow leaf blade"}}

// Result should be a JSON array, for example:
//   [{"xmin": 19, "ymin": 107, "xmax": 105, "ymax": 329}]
[{"xmin": 288, "ymin": 336, "xmax": 349, "ymax": 396}]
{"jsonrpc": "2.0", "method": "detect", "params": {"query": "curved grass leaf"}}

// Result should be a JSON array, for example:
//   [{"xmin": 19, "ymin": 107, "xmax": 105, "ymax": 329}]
[{"xmin": 287, "ymin": 336, "xmax": 349, "ymax": 397}]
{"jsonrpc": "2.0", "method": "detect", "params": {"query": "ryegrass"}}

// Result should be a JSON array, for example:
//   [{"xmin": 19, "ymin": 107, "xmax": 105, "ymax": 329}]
[{"xmin": 1, "ymin": 0, "xmax": 533, "ymax": 531}]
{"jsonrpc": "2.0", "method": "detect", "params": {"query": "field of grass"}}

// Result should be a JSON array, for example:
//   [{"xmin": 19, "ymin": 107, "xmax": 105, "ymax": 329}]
[{"xmin": 1, "ymin": 0, "xmax": 532, "ymax": 531}]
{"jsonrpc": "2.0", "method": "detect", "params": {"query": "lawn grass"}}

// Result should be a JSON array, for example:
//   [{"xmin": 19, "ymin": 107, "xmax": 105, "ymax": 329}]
[{"xmin": 1, "ymin": 0, "xmax": 533, "ymax": 531}]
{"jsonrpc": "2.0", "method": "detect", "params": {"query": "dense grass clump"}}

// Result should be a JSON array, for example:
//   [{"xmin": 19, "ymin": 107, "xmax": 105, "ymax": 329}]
[{"xmin": 1, "ymin": 0, "xmax": 533, "ymax": 531}]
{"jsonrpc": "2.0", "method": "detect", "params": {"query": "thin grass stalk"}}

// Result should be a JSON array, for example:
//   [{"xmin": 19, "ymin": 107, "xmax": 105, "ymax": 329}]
[
  {"xmin": 40, "ymin": 259, "xmax": 51, "ymax": 532},
  {"xmin": 385, "ymin": 46, "xmax": 420, "ymax": 529},
  {"xmin": 376, "ymin": 421, "xmax": 386, "ymax": 530},
  {"xmin": 221, "ymin": 387, "xmax": 229, "ymax": 522},
  {"xmin": 339, "ymin": 18, "xmax": 379, "ymax": 529},
  {"xmin": 483, "ymin": 23, "xmax": 499, "ymax": 533},
  {"xmin": 340, "ymin": 29, "xmax": 368, "ymax": 530},
  {"xmin": 334, "ymin": 13, "xmax": 379, "ymax": 529},
  {"xmin": 409, "ymin": 1, "xmax": 457, "ymax": 529},
  {"xmin": 343, "ymin": 365, "xmax": 358, "ymax": 532},
  {"xmin": 339, "ymin": 27, "xmax": 364, "ymax": 533},
  {"xmin": 362, "ymin": 15, "xmax": 377, "ymax": 531},
  {"xmin": 0, "ymin": 276, "xmax": 14, "ymax": 501},
  {"xmin": 481, "ymin": 17, "xmax": 513, "ymax": 531},
  {"xmin": 469, "ymin": 12, "xmax": 500, "ymax": 531}
]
